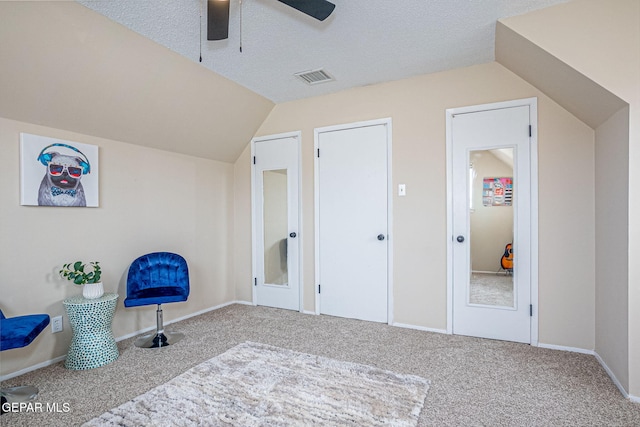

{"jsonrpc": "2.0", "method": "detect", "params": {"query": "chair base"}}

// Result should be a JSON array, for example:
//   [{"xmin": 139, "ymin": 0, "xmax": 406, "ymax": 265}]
[
  {"xmin": 132, "ymin": 304, "xmax": 185, "ymax": 348},
  {"xmin": 134, "ymin": 331, "xmax": 184, "ymax": 348},
  {"xmin": 1, "ymin": 386, "xmax": 39, "ymax": 407}
]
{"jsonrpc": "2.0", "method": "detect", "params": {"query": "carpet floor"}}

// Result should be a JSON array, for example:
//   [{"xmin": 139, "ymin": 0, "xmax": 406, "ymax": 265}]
[
  {"xmin": 470, "ymin": 272, "xmax": 514, "ymax": 307},
  {"xmin": 85, "ymin": 341, "xmax": 429, "ymax": 426},
  {"xmin": 1, "ymin": 304, "xmax": 639, "ymax": 426}
]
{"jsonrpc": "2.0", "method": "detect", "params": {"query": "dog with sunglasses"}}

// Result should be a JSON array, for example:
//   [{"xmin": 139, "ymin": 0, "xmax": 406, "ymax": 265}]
[{"xmin": 37, "ymin": 152, "xmax": 87, "ymax": 207}]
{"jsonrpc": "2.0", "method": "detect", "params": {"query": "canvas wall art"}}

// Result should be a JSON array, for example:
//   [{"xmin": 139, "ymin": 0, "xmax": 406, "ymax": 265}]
[
  {"xmin": 482, "ymin": 177, "xmax": 513, "ymax": 207},
  {"xmin": 20, "ymin": 133, "xmax": 99, "ymax": 207}
]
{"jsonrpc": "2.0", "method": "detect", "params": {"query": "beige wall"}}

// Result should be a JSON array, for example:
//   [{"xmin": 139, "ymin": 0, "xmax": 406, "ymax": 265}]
[
  {"xmin": 0, "ymin": 117, "xmax": 236, "ymax": 377},
  {"xmin": 235, "ymin": 62, "xmax": 596, "ymax": 348},
  {"xmin": 595, "ymin": 106, "xmax": 630, "ymax": 391},
  {"xmin": 233, "ymin": 144, "xmax": 254, "ymax": 303},
  {"xmin": 3, "ymin": 0, "xmax": 634, "ymax": 397},
  {"xmin": 499, "ymin": 0, "xmax": 639, "ymax": 398},
  {"xmin": 0, "ymin": 1, "xmax": 273, "ymax": 163},
  {"xmin": 537, "ymin": 101, "xmax": 595, "ymax": 349},
  {"xmin": 500, "ymin": 0, "xmax": 639, "ymax": 105}
]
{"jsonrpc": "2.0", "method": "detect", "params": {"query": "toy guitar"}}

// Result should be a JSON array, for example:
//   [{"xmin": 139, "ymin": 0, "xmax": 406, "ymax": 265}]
[{"xmin": 501, "ymin": 243, "xmax": 513, "ymax": 270}]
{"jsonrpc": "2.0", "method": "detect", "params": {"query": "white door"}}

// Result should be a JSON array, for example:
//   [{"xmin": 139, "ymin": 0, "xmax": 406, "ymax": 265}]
[
  {"xmin": 315, "ymin": 119, "xmax": 391, "ymax": 323},
  {"xmin": 449, "ymin": 101, "xmax": 535, "ymax": 343},
  {"xmin": 252, "ymin": 133, "xmax": 300, "ymax": 311}
]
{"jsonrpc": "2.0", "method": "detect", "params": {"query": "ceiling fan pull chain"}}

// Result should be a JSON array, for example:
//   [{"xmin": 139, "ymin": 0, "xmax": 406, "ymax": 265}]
[
  {"xmin": 199, "ymin": 0, "xmax": 203, "ymax": 62},
  {"xmin": 239, "ymin": 0, "xmax": 243, "ymax": 53}
]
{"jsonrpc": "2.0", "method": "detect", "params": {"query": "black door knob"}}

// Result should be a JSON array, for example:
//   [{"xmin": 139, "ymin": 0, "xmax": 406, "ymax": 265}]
[
  {"xmin": 456, "ymin": 235, "xmax": 465, "ymax": 243},
  {"xmin": 289, "ymin": 232, "xmax": 297, "ymax": 238},
  {"xmin": 377, "ymin": 234, "xmax": 385, "ymax": 241}
]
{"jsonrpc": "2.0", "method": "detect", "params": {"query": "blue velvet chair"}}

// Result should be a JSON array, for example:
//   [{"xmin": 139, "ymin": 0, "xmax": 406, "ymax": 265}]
[
  {"xmin": 0, "ymin": 309, "xmax": 50, "ymax": 408},
  {"xmin": 125, "ymin": 252, "xmax": 190, "ymax": 348}
]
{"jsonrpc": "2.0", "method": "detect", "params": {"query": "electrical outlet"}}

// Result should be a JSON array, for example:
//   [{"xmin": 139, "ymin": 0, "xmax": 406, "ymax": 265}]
[{"xmin": 51, "ymin": 315, "xmax": 63, "ymax": 333}]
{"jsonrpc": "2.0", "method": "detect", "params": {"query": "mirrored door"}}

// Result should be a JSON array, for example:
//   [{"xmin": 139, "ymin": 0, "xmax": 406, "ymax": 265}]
[
  {"xmin": 253, "ymin": 134, "xmax": 300, "ymax": 311},
  {"xmin": 450, "ymin": 103, "xmax": 533, "ymax": 344},
  {"xmin": 469, "ymin": 149, "xmax": 515, "ymax": 308}
]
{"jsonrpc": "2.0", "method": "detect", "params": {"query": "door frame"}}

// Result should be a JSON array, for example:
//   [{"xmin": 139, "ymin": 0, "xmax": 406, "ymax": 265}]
[
  {"xmin": 251, "ymin": 131, "xmax": 303, "ymax": 311},
  {"xmin": 445, "ymin": 98, "xmax": 539, "ymax": 345},
  {"xmin": 313, "ymin": 118, "xmax": 394, "ymax": 323}
]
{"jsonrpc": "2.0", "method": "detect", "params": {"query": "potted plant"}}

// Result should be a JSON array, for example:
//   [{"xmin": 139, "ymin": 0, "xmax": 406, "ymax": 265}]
[{"xmin": 59, "ymin": 261, "xmax": 104, "ymax": 299}]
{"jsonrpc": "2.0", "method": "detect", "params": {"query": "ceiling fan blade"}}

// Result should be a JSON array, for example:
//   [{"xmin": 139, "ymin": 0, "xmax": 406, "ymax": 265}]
[
  {"xmin": 207, "ymin": 0, "xmax": 230, "ymax": 41},
  {"xmin": 277, "ymin": 0, "xmax": 336, "ymax": 21}
]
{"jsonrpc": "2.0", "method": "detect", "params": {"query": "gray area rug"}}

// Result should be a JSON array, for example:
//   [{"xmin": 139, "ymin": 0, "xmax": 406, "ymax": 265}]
[{"xmin": 84, "ymin": 341, "xmax": 430, "ymax": 426}]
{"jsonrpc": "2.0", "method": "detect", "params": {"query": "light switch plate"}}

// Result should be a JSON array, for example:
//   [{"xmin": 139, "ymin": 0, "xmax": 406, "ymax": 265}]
[{"xmin": 398, "ymin": 184, "xmax": 406, "ymax": 196}]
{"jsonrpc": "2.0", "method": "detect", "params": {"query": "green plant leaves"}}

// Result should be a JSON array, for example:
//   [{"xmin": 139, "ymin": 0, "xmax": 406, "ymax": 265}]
[{"xmin": 59, "ymin": 261, "xmax": 102, "ymax": 285}]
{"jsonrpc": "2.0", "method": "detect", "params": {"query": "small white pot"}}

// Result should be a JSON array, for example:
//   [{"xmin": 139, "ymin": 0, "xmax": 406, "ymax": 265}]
[{"xmin": 83, "ymin": 282, "xmax": 104, "ymax": 299}]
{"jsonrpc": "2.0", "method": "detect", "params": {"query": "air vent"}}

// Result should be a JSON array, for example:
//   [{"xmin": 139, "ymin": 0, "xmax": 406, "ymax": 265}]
[{"xmin": 294, "ymin": 69, "xmax": 334, "ymax": 85}]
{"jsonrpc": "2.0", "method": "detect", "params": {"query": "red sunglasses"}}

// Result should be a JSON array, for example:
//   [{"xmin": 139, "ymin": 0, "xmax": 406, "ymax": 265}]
[{"xmin": 49, "ymin": 164, "xmax": 82, "ymax": 178}]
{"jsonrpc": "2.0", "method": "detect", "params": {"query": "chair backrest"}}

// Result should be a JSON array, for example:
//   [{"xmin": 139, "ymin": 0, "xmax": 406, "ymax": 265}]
[{"xmin": 126, "ymin": 252, "xmax": 190, "ymax": 298}]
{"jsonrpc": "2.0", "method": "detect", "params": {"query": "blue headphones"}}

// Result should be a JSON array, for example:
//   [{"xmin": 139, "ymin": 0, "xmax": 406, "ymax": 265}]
[{"xmin": 37, "ymin": 143, "xmax": 91, "ymax": 175}]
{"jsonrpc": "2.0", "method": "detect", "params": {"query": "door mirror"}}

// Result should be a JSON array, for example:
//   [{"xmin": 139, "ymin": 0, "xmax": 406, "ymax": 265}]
[
  {"xmin": 263, "ymin": 169, "xmax": 288, "ymax": 286},
  {"xmin": 469, "ymin": 149, "xmax": 514, "ymax": 308}
]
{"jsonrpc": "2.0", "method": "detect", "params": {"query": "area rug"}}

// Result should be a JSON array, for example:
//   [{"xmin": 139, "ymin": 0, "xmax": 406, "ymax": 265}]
[{"xmin": 84, "ymin": 341, "xmax": 429, "ymax": 426}]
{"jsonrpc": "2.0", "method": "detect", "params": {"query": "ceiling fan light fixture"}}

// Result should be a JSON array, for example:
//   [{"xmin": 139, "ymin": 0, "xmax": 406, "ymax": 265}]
[
  {"xmin": 294, "ymin": 69, "xmax": 334, "ymax": 85},
  {"xmin": 207, "ymin": 0, "xmax": 230, "ymax": 41}
]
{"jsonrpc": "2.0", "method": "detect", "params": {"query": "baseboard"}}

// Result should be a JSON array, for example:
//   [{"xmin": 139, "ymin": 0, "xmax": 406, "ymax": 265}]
[
  {"xmin": 0, "ymin": 354, "xmax": 67, "ymax": 382},
  {"xmin": 471, "ymin": 270, "xmax": 503, "ymax": 275},
  {"xmin": 538, "ymin": 343, "xmax": 640, "ymax": 403},
  {"xmin": 0, "ymin": 300, "xmax": 248, "ymax": 381},
  {"xmin": 392, "ymin": 322, "xmax": 448, "ymax": 335},
  {"xmin": 592, "ymin": 350, "xmax": 633, "ymax": 401},
  {"xmin": 297, "ymin": 313, "xmax": 447, "ymax": 333},
  {"xmin": 537, "ymin": 342, "xmax": 594, "ymax": 355},
  {"xmin": 233, "ymin": 300, "xmax": 255, "ymax": 306}
]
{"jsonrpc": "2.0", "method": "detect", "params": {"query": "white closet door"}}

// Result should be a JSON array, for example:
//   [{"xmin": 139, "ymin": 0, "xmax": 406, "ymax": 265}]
[
  {"xmin": 253, "ymin": 133, "xmax": 300, "ymax": 311},
  {"xmin": 316, "ymin": 121, "xmax": 390, "ymax": 323}
]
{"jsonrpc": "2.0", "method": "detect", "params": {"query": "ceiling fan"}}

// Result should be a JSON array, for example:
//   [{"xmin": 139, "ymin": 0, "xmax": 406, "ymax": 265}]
[{"xmin": 207, "ymin": 0, "xmax": 336, "ymax": 41}]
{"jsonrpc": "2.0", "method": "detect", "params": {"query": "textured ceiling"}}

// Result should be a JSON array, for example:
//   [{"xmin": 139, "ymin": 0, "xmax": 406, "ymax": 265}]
[{"xmin": 79, "ymin": 0, "xmax": 569, "ymax": 103}]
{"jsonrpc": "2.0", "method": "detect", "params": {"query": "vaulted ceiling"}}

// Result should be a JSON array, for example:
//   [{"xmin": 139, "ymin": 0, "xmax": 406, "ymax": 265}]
[
  {"xmin": 3, "ymin": 1, "xmax": 590, "ymax": 163},
  {"xmin": 79, "ymin": 0, "xmax": 570, "ymax": 103}
]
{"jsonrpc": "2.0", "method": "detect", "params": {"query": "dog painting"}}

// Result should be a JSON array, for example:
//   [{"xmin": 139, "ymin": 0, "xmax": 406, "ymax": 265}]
[{"xmin": 20, "ymin": 134, "xmax": 99, "ymax": 207}]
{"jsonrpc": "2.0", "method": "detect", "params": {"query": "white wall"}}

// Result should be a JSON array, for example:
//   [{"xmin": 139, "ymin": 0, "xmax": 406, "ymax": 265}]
[{"xmin": 0, "ymin": 117, "xmax": 236, "ymax": 377}]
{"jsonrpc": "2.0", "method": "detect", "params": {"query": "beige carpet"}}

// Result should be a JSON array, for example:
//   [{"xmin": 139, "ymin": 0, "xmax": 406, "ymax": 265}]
[
  {"xmin": 469, "ymin": 272, "xmax": 514, "ymax": 307},
  {"xmin": 1, "ymin": 304, "xmax": 639, "ymax": 426},
  {"xmin": 84, "ymin": 341, "xmax": 429, "ymax": 426}
]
